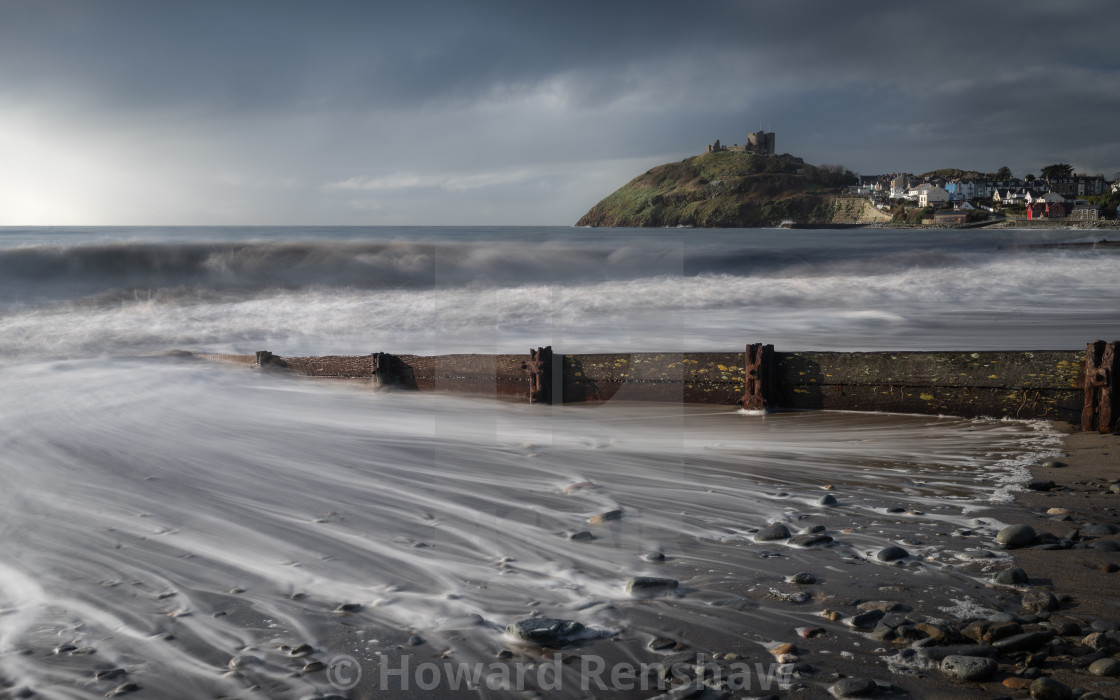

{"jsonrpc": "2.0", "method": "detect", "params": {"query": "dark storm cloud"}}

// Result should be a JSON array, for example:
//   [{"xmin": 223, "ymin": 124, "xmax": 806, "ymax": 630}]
[{"xmin": 1, "ymin": 0, "xmax": 1118, "ymax": 224}]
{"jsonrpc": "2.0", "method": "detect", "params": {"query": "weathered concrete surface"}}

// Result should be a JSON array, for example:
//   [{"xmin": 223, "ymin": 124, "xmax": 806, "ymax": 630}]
[{"xmin": 773, "ymin": 351, "xmax": 1085, "ymax": 422}]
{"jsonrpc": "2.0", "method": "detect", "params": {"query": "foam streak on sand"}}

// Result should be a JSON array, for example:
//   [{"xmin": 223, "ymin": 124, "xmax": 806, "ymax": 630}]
[{"xmin": 0, "ymin": 357, "xmax": 1061, "ymax": 697}]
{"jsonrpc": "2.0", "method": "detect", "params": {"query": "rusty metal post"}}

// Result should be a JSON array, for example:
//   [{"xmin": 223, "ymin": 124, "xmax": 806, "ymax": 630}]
[
  {"xmin": 1083, "ymin": 341, "xmax": 1119, "ymax": 432},
  {"xmin": 1102, "ymin": 342, "xmax": 1119, "ymax": 432},
  {"xmin": 371, "ymin": 352, "xmax": 396, "ymax": 387},
  {"xmin": 523, "ymin": 346, "xmax": 553, "ymax": 404},
  {"xmin": 738, "ymin": 343, "xmax": 774, "ymax": 411},
  {"xmin": 254, "ymin": 350, "xmax": 287, "ymax": 368}
]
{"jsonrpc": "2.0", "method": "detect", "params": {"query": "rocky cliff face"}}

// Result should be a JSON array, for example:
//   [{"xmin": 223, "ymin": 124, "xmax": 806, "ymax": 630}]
[{"xmin": 576, "ymin": 151, "xmax": 858, "ymax": 228}]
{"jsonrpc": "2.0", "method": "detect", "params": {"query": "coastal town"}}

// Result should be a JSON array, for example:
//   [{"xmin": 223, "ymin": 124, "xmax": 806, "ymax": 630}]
[
  {"xmin": 849, "ymin": 166, "xmax": 1120, "ymax": 226},
  {"xmin": 697, "ymin": 130, "xmax": 1120, "ymax": 228}
]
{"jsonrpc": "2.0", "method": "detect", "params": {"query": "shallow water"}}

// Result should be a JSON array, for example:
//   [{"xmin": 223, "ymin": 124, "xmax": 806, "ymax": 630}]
[
  {"xmin": 0, "ymin": 226, "xmax": 1110, "ymax": 697},
  {"xmin": 0, "ymin": 357, "xmax": 1062, "ymax": 698}
]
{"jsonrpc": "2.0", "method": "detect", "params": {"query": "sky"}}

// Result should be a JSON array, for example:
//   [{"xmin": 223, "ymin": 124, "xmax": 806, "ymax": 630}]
[{"xmin": 1, "ymin": 0, "xmax": 1119, "ymax": 226}]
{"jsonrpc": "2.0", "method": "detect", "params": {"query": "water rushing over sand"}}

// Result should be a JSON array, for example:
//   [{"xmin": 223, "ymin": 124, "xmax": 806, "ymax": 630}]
[
  {"xmin": 0, "ymin": 226, "xmax": 1111, "ymax": 697},
  {"xmin": 0, "ymin": 357, "xmax": 1062, "ymax": 697}
]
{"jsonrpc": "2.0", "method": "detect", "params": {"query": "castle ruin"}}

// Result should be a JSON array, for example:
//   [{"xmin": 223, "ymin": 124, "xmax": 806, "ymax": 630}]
[{"xmin": 706, "ymin": 130, "xmax": 775, "ymax": 155}]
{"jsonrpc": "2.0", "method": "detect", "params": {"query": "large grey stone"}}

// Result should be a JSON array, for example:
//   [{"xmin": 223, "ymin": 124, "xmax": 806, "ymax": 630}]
[
  {"xmin": 788, "ymin": 533, "xmax": 833, "ymax": 547},
  {"xmin": 1088, "ymin": 657, "xmax": 1120, "ymax": 677},
  {"xmin": 877, "ymin": 546, "xmax": 909, "ymax": 562},
  {"xmin": 1028, "ymin": 677, "xmax": 1072, "ymax": 700},
  {"xmin": 992, "ymin": 631, "xmax": 1054, "ymax": 652},
  {"xmin": 755, "ymin": 523, "xmax": 791, "ymax": 542},
  {"xmin": 830, "ymin": 678, "xmax": 877, "ymax": 697},
  {"xmin": 626, "ymin": 577, "xmax": 679, "ymax": 598},
  {"xmin": 850, "ymin": 609, "xmax": 885, "ymax": 629},
  {"xmin": 994, "ymin": 568, "xmax": 1030, "ymax": 585},
  {"xmin": 940, "ymin": 654, "xmax": 997, "ymax": 681},
  {"xmin": 505, "ymin": 618, "xmax": 602, "ymax": 647},
  {"xmin": 1082, "ymin": 523, "xmax": 1120, "ymax": 536},
  {"xmin": 997, "ymin": 524, "xmax": 1037, "ymax": 548},
  {"xmin": 1021, "ymin": 589, "xmax": 1059, "ymax": 613}
]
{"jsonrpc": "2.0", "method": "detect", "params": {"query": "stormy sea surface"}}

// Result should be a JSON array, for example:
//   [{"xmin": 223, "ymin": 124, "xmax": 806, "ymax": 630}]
[{"xmin": 0, "ymin": 226, "xmax": 1116, "ymax": 699}]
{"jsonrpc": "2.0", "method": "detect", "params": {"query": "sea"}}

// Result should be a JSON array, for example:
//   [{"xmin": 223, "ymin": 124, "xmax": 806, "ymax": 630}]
[{"xmin": 0, "ymin": 225, "xmax": 1117, "ymax": 699}]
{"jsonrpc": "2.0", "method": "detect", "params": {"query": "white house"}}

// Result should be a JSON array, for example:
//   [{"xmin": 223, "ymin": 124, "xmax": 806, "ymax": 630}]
[
  {"xmin": 907, "ymin": 183, "xmax": 932, "ymax": 202},
  {"xmin": 919, "ymin": 186, "xmax": 951, "ymax": 207}
]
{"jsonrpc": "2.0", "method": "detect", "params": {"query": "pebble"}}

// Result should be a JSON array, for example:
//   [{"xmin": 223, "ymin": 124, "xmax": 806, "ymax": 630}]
[
  {"xmin": 788, "ymin": 533, "xmax": 833, "ymax": 547},
  {"xmin": 1022, "ymin": 589, "xmax": 1059, "ymax": 613},
  {"xmin": 625, "ymin": 577, "xmax": 679, "ymax": 598},
  {"xmin": 302, "ymin": 660, "xmax": 325, "ymax": 672},
  {"xmin": 830, "ymin": 678, "xmax": 878, "ymax": 697},
  {"xmin": 769, "ymin": 642, "xmax": 797, "ymax": 656},
  {"xmin": 1090, "ymin": 620, "xmax": 1120, "ymax": 632},
  {"xmin": 789, "ymin": 572, "xmax": 816, "ymax": 584},
  {"xmin": 876, "ymin": 546, "xmax": 909, "ymax": 562},
  {"xmin": 641, "ymin": 551, "xmax": 665, "ymax": 562},
  {"xmin": 1081, "ymin": 632, "xmax": 1110, "ymax": 650},
  {"xmin": 505, "ymin": 618, "xmax": 593, "ymax": 647},
  {"xmin": 850, "ymin": 609, "xmax": 885, "ymax": 629},
  {"xmin": 1088, "ymin": 657, "xmax": 1120, "ymax": 677},
  {"xmin": 984, "ymin": 621, "xmax": 1024, "ymax": 643},
  {"xmin": 1029, "ymin": 677, "xmax": 1072, "ymax": 700},
  {"xmin": 407, "ymin": 635, "xmax": 425, "ymax": 646},
  {"xmin": 994, "ymin": 568, "xmax": 1030, "ymax": 585},
  {"xmin": 335, "ymin": 603, "xmax": 362, "ymax": 613},
  {"xmin": 94, "ymin": 668, "xmax": 127, "ymax": 681},
  {"xmin": 959, "ymin": 550, "xmax": 996, "ymax": 559},
  {"xmin": 997, "ymin": 524, "xmax": 1037, "ymax": 548},
  {"xmin": 1089, "ymin": 541, "xmax": 1120, "ymax": 552},
  {"xmin": 1110, "ymin": 484, "xmax": 1120, "ymax": 495},
  {"xmin": 1041, "ymin": 460, "xmax": 1066, "ymax": 468},
  {"xmin": 648, "ymin": 637, "xmax": 678, "ymax": 651},
  {"xmin": 1081, "ymin": 523, "xmax": 1120, "ymax": 536},
  {"xmin": 817, "ymin": 494, "xmax": 837, "ymax": 506},
  {"xmin": 941, "ymin": 654, "xmax": 997, "ymax": 681},
  {"xmin": 993, "ymin": 631, "xmax": 1054, "ymax": 652},
  {"xmin": 588, "ymin": 509, "xmax": 622, "ymax": 525},
  {"xmin": 109, "ymin": 682, "xmax": 140, "ymax": 697},
  {"xmin": 755, "ymin": 523, "xmax": 791, "ymax": 542},
  {"xmin": 563, "ymin": 481, "xmax": 595, "ymax": 494},
  {"xmin": 229, "ymin": 655, "xmax": 261, "ymax": 669},
  {"xmin": 289, "ymin": 643, "xmax": 313, "ymax": 656},
  {"xmin": 569, "ymin": 530, "xmax": 595, "ymax": 541}
]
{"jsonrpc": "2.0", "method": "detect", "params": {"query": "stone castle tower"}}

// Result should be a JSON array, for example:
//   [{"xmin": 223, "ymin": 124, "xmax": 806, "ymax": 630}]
[
  {"xmin": 747, "ymin": 130, "xmax": 775, "ymax": 155},
  {"xmin": 706, "ymin": 130, "xmax": 776, "ymax": 155}
]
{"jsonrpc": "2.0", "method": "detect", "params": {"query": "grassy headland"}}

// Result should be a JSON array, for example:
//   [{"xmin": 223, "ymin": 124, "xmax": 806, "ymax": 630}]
[{"xmin": 576, "ymin": 151, "xmax": 857, "ymax": 227}]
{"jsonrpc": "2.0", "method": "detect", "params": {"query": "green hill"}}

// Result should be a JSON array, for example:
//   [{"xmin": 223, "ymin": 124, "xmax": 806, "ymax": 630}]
[{"xmin": 575, "ymin": 151, "xmax": 857, "ymax": 227}]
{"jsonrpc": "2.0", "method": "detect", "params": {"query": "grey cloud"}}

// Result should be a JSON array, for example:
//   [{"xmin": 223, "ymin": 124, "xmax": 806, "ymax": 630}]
[{"xmin": 1, "ymin": 1, "xmax": 1118, "ymax": 224}]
